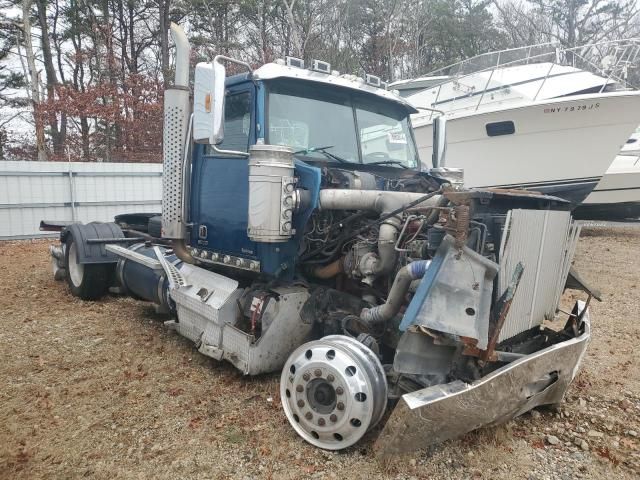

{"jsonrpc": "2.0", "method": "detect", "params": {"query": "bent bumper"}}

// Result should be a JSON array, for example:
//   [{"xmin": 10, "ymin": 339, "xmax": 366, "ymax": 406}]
[{"xmin": 375, "ymin": 302, "xmax": 591, "ymax": 457}]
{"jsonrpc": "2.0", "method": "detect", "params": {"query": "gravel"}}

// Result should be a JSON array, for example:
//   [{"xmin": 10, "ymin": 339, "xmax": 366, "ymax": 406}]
[
  {"xmin": 546, "ymin": 435, "xmax": 560, "ymax": 445},
  {"xmin": 0, "ymin": 226, "xmax": 639, "ymax": 479}
]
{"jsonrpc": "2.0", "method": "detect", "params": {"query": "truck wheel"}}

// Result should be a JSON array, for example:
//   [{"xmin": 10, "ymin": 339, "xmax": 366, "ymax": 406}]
[
  {"xmin": 64, "ymin": 236, "xmax": 111, "ymax": 300},
  {"xmin": 280, "ymin": 335, "xmax": 388, "ymax": 450}
]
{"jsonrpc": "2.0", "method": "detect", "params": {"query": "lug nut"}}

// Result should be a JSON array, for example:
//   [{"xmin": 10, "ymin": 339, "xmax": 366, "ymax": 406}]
[
  {"xmin": 335, "ymin": 386, "xmax": 344, "ymax": 395},
  {"xmin": 296, "ymin": 385, "xmax": 304, "ymax": 393},
  {"xmin": 297, "ymin": 399, "xmax": 305, "ymax": 408},
  {"xmin": 326, "ymin": 374, "xmax": 335, "ymax": 382},
  {"xmin": 314, "ymin": 369, "xmax": 322, "ymax": 377},
  {"xmin": 318, "ymin": 418, "xmax": 326, "ymax": 426},
  {"xmin": 302, "ymin": 372, "xmax": 311, "ymax": 381},
  {"xmin": 330, "ymin": 414, "xmax": 338, "ymax": 423},
  {"xmin": 337, "ymin": 402, "xmax": 345, "ymax": 411},
  {"xmin": 305, "ymin": 412, "xmax": 313, "ymax": 420}
]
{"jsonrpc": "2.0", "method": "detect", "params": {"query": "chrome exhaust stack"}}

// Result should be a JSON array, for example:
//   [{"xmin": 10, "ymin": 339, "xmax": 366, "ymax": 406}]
[{"xmin": 161, "ymin": 23, "xmax": 196, "ymax": 263}]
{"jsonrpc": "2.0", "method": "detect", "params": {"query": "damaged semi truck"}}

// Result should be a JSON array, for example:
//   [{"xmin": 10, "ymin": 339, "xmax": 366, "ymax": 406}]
[{"xmin": 44, "ymin": 24, "xmax": 597, "ymax": 456}]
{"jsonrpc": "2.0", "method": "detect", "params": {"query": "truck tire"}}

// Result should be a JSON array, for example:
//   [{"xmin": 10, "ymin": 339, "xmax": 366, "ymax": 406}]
[
  {"xmin": 148, "ymin": 215, "xmax": 162, "ymax": 238},
  {"xmin": 64, "ymin": 236, "xmax": 111, "ymax": 300}
]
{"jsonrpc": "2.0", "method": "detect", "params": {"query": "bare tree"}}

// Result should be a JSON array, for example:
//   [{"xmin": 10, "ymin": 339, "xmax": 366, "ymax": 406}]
[
  {"xmin": 282, "ymin": 0, "xmax": 303, "ymax": 57},
  {"xmin": 35, "ymin": 0, "xmax": 67, "ymax": 156},
  {"xmin": 22, "ymin": 0, "xmax": 47, "ymax": 161},
  {"xmin": 495, "ymin": 0, "xmax": 640, "ymax": 48}
]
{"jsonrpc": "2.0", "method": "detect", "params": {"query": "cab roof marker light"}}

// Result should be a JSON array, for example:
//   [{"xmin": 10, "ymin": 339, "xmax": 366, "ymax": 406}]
[
  {"xmin": 365, "ymin": 74, "xmax": 381, "ymax": 87},
  {"xmin": 274, "ymin": 58, "xmax": 286, "ymax": 66},
  {"xmin": 331, "ymin": 70, "xmax": 340, "ymax": 77},
  {"xmin": 285, "ymin": 56, "xmax": 304, "ymax": 68},
  {"xmin": 311, "ymin": 59, "xmax": 331, "ymax": 74}
]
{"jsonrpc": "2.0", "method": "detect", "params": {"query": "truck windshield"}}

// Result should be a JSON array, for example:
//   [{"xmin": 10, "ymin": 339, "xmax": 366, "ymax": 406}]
[{"xmin": 267, "ymin": 80, "xmax": 418, "ymax": 169}]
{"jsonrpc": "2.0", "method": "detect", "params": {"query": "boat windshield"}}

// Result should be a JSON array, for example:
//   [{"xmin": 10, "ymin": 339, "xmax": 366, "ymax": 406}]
[
  {"xmin": 424, "ymin": 38, "xmax": 640, "ymax": 89},
  {"xmin": 266, "ymin": 80, "xmax": 419, "ymax": 169}
]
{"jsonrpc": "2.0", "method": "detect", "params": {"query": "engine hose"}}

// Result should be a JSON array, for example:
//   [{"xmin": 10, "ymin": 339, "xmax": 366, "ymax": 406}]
[
  {"xmin": 312, "ymin": 258, "xmax": 344, "ymax": 279},
  {"xmin": 300, "ymin": 212, "xmax": 368, "ymax": 262},
  {"xmin": 302, "ymin": 188, "xmax": 443, "ymax": 263},
  {"xmin": 360, "ymin": 260, "xmax": 431, "ymax": 325},
  {"xmin": 427, "ymin": 195, "xmax": 450, "ymax": 225},
  {"xmin": 339, "ymin": 188, "xmax": 443, "ymax": 241}
]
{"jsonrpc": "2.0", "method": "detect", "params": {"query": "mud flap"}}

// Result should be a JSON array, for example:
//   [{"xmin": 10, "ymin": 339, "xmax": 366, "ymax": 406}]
[
  {"xmin": 374, "ymin": 301, "xmax": 591, "ymax": 457},
  {"xmin": 61, "ymin": 222, "xmax": 124, "ymax": 264}
]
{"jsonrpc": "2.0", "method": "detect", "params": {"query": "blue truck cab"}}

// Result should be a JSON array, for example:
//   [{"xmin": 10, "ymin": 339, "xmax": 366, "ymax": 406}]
[{"xmin": 188, "ymin": 61, "xmax": 421, "ymax": 278}]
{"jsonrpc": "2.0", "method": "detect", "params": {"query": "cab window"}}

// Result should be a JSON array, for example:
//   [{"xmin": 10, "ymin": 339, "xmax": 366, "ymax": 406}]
[{"xmin": 207, "ymin": 91, "xmax": 252, "ymax": 153}]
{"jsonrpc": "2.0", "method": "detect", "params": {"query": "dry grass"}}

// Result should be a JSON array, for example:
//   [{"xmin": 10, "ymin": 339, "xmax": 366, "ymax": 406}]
[{"xmin": 0, "ymin": 228, "xmax": 639, "ymax": 479}]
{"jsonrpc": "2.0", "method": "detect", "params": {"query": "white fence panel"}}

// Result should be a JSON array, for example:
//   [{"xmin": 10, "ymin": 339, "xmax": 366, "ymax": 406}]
[{"xmin": 0, "ymin": 161, "xmax": 163, "ymax": 239}]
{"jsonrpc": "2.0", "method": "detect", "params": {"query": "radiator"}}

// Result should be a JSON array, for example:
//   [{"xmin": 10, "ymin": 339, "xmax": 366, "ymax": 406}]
[{"xmin": 497, "ymin": 209, "xmax": 580, "ymax": 342}]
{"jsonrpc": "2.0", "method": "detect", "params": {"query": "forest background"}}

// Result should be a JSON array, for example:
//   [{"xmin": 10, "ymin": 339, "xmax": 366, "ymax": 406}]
[{"xmin": 1, "ymin": 0, "xmax": 638, "ymax": 162}]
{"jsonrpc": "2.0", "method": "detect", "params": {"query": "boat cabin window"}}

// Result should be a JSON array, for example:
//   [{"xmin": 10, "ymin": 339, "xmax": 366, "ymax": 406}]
[{"xmin": 486, "ymin": 121, "xmax": 515, "ymax": 137}]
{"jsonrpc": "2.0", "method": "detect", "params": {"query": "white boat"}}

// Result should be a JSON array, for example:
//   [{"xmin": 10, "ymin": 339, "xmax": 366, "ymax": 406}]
[
  {"xmin": 400, "ymin": 62, "xmax": 617, "ymax": 117},
  {"xmin": 620, "ymin": 127, "xmax": 640, "ymax": 156},
  {"xmin": 394, "ymin": 40, "xmax": 640, "ymax": 204},
  {"xmin": 411, "ymin": 91, "xmax": 640, "ymax": 202},
  {"xmin": 394, "ymin": 40, "xmax": 638, "ymax": 116},
  {"xmin": 574, "ymin": 154, "xmax": 640, "ymax": 219}
]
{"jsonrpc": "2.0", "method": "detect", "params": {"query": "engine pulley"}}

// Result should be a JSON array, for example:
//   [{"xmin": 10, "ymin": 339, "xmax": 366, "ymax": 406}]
[{"xmin": 280, "ymin": 335, "xmax": 387, "ymax": 450}]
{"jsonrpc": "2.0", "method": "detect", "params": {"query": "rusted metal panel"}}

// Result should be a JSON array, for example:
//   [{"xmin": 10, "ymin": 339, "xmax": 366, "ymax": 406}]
[{"xmin": 481, "ymin": 262, "xmax": 524, "ymax": 361}]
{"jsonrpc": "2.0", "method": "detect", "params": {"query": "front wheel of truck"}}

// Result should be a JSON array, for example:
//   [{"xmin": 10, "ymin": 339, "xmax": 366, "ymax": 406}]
[
  {"xmin": 64, "ymin": 236, "xmax": 111, "ymax": 300},
  {"xmin": 280, "ymin": 335, "xmax": 388, "ymax": 450}
]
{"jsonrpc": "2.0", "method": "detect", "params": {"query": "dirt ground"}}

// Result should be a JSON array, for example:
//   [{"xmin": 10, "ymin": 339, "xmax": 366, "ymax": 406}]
[{"xmin": 0, "ymin": 227, "xmax": 639, "ymax": 480}]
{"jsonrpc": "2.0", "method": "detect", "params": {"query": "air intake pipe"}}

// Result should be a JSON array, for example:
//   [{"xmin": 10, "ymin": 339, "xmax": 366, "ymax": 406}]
[
  {"xmin": 318, "ymin": 190, "xmax": 442, "ymax": 278},
  {"xmin": 161, "ymin": 23, "xmax": 196, "ymax": 264},
  {"xmin": 361, "ymin": 260, "xmax": 431, "ymax": 324}
]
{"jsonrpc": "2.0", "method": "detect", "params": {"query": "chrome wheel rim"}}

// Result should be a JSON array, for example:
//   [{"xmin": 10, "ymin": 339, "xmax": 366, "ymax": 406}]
[
  {"xmin": 280, "ymin": 335, "xmax": 387, "ymax": 450},
  {"xmin": 68, "ymin": 242, "xmax": 84, "ymax": 287}
]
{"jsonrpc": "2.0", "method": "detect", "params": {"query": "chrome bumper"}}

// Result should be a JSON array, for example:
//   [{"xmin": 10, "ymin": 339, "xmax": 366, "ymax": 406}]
[{"xmin": 375, "ymin": 302, "xmax": 591, "ymax": 457}]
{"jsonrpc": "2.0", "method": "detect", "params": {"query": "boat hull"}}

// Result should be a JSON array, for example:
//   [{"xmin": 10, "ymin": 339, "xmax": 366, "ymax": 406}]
[
  {"xmin": 413, "ymin": 92, "xmax": 640, "ymax": 204},
  {"xmin": 573, "ymin": 155, "xmax": 640, "ymax": 219}
]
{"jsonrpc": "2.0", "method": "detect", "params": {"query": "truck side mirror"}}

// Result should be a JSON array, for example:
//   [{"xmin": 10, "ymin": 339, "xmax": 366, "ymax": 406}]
[
  {"xmin": 193, "ymin": 60, "xmax": 226, "ymax": 145},
  {"xmin": 211, "ymin": 59, "xmax": 226, "ymax": 145},
  {"xmin": 432, "ymin": 115, "xmax": 447, "ymax": 168},
  {"xmin": 194, "ymin": 55, "xmax": 252, "ymax": 151}
]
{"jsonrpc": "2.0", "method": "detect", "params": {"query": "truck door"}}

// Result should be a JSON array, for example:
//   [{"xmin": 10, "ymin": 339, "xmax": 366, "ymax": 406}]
[{"xmin": 189, "ymin": 83, "xmax": 259, "ymax": 261}]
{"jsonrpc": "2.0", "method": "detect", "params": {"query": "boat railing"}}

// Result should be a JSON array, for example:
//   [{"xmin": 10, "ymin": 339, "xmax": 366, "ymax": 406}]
[{"xmin": 418, "ymin": 38, "xmax": 640, "ymax": 121}]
